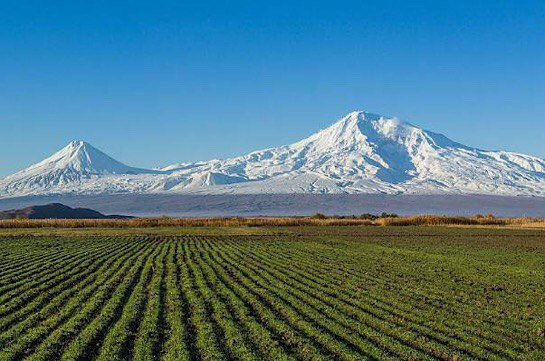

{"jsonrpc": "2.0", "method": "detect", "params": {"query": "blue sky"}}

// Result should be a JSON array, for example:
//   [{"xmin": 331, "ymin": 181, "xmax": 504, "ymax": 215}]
[{"xmin": 1, "ymin": 0, "xmax": 544, "ymax": 176}]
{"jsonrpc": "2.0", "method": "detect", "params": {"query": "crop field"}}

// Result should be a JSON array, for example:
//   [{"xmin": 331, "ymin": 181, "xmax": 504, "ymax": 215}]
[{"xmin": 0, "ymin": 226, "xmax": 544, "ymax": 360}]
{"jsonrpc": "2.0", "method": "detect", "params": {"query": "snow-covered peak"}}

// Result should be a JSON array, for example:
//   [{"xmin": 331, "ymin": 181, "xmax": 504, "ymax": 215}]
[
  {"xmin": 327, "ymin": 111, "xmax": 468, "ymax": 152},
  {"xmin": 293, "ymin": 111, "xmax": 422, "ymax": 149},
  {"xmin": 22, "ymin": 140, "xmax": 150, "ymax": 176},
  {"xmin": 339, "ymin": 111, "xmax": 409, "ymax": 131},
  {"xmin": 0, "ymin": 140, "xmax": 160, "ymax": 197}
]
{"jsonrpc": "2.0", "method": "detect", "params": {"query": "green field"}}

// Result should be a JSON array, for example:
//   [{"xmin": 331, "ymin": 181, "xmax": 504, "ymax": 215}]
[{"xmin": 0, "ymin": 226, "xmax": 544, "ymax": 360}]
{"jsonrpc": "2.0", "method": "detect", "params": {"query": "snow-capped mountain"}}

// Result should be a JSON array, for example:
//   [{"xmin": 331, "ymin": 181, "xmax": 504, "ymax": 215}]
[
  {"xmin": 1, "ymin": 111, "xmax": 545, "ymax": 198},
  {"xmin": 0, "ymin": 141, "xmax": 161, "ymax": 196}
]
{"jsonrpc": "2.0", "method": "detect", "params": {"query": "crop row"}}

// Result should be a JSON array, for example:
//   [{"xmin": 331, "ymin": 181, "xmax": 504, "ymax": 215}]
[{"xmin": 0, "ymin": 235, "xmax": 543, "ymax": 360}]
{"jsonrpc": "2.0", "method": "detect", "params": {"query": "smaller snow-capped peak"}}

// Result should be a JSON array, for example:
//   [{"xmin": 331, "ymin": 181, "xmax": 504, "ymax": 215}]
[
  {"xmin": 0, "ymin": 140, "xmax": 160, "ymax": 197},
  {"xmin": 22, "ymin": 140, "xmax": 150, "ymax": 176}
]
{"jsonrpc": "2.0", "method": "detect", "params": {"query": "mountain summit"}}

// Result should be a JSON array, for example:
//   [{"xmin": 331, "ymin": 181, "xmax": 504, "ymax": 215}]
[
  {"xmin": 1, "ymin": 111, "xmax": 545, "ymax": 197},
  {"xmin": 0, "ymin": 141, "xmax": 158, "ymax": 196},
  {"xmin": 40, "ymin": 140, "xmax": 151, "ymax": 175}
]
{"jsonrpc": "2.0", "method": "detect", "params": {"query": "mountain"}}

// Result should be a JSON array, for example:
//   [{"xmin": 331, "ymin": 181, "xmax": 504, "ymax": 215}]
[
  {"xmin": 0, "ymin": 140, "xmax": 161, "ymax": 197},
  {"xmin": 1, "ymin": 111, "xmax": 545, "ymax": 197},
  {"xmin": 0, "ymin": 203, "xmax": 132, "ymax": 219}
]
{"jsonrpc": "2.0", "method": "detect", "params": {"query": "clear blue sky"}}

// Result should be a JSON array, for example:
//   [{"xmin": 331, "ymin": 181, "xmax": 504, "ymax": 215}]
[{"xmin": 1, "ymin": 0, "xmax": 544, "ymax": 176}]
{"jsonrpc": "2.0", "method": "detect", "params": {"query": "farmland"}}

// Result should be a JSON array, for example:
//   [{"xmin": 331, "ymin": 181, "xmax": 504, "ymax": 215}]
[{"xmin": 0, "ymin": 226, "xmax": 544, "ymax": 360}]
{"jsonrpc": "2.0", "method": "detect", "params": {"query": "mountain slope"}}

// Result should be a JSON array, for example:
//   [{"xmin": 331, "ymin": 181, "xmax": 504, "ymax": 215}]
[{"xmin": 1, "ymin": 111, "xmax": 545, "ymax": 197}]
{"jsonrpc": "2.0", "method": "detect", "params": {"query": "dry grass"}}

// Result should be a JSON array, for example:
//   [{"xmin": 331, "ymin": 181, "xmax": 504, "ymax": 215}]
[
  {"xmin": 377, "ymin": 215, "xmax": 545, "ymax": 227},
  {"xmin": 376, "ymin": 215, "xmax": 505, "ymax": 226},
  {"xmin": 0, "ymin": 215, "xmax": 544, "ymax": 228},
  {"xmin": 0, "ymin": 217, "xmax": 375, "ymax": 229}
]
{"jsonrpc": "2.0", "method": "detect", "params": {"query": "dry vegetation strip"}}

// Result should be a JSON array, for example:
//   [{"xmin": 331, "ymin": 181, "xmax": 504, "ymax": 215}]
[
  {"xmin": 0, "ymin": 228, "xmax": 544, "ymax": 360},
  {"xmin": 1, "ymin": 215, "xmax": 545, "ymax": 228}
]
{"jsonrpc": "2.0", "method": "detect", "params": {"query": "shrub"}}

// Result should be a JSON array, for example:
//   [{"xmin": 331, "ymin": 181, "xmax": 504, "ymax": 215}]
[
  {"xmin": 310, "ymin": 213, "xmax": 328, "ymax": 220},
  {"xmin": 359, "ymin": 213, "xmax": 379, "ymax": 220},
  {"xmin": 380, "ymin": 212, "xmax": 399, "ymax": 218}
]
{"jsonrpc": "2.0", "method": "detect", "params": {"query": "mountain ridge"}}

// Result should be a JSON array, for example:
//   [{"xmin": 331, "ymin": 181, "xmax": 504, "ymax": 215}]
[{"xmin": 1, "ymin": 110, "xmax": 545, "ymax": 198}]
